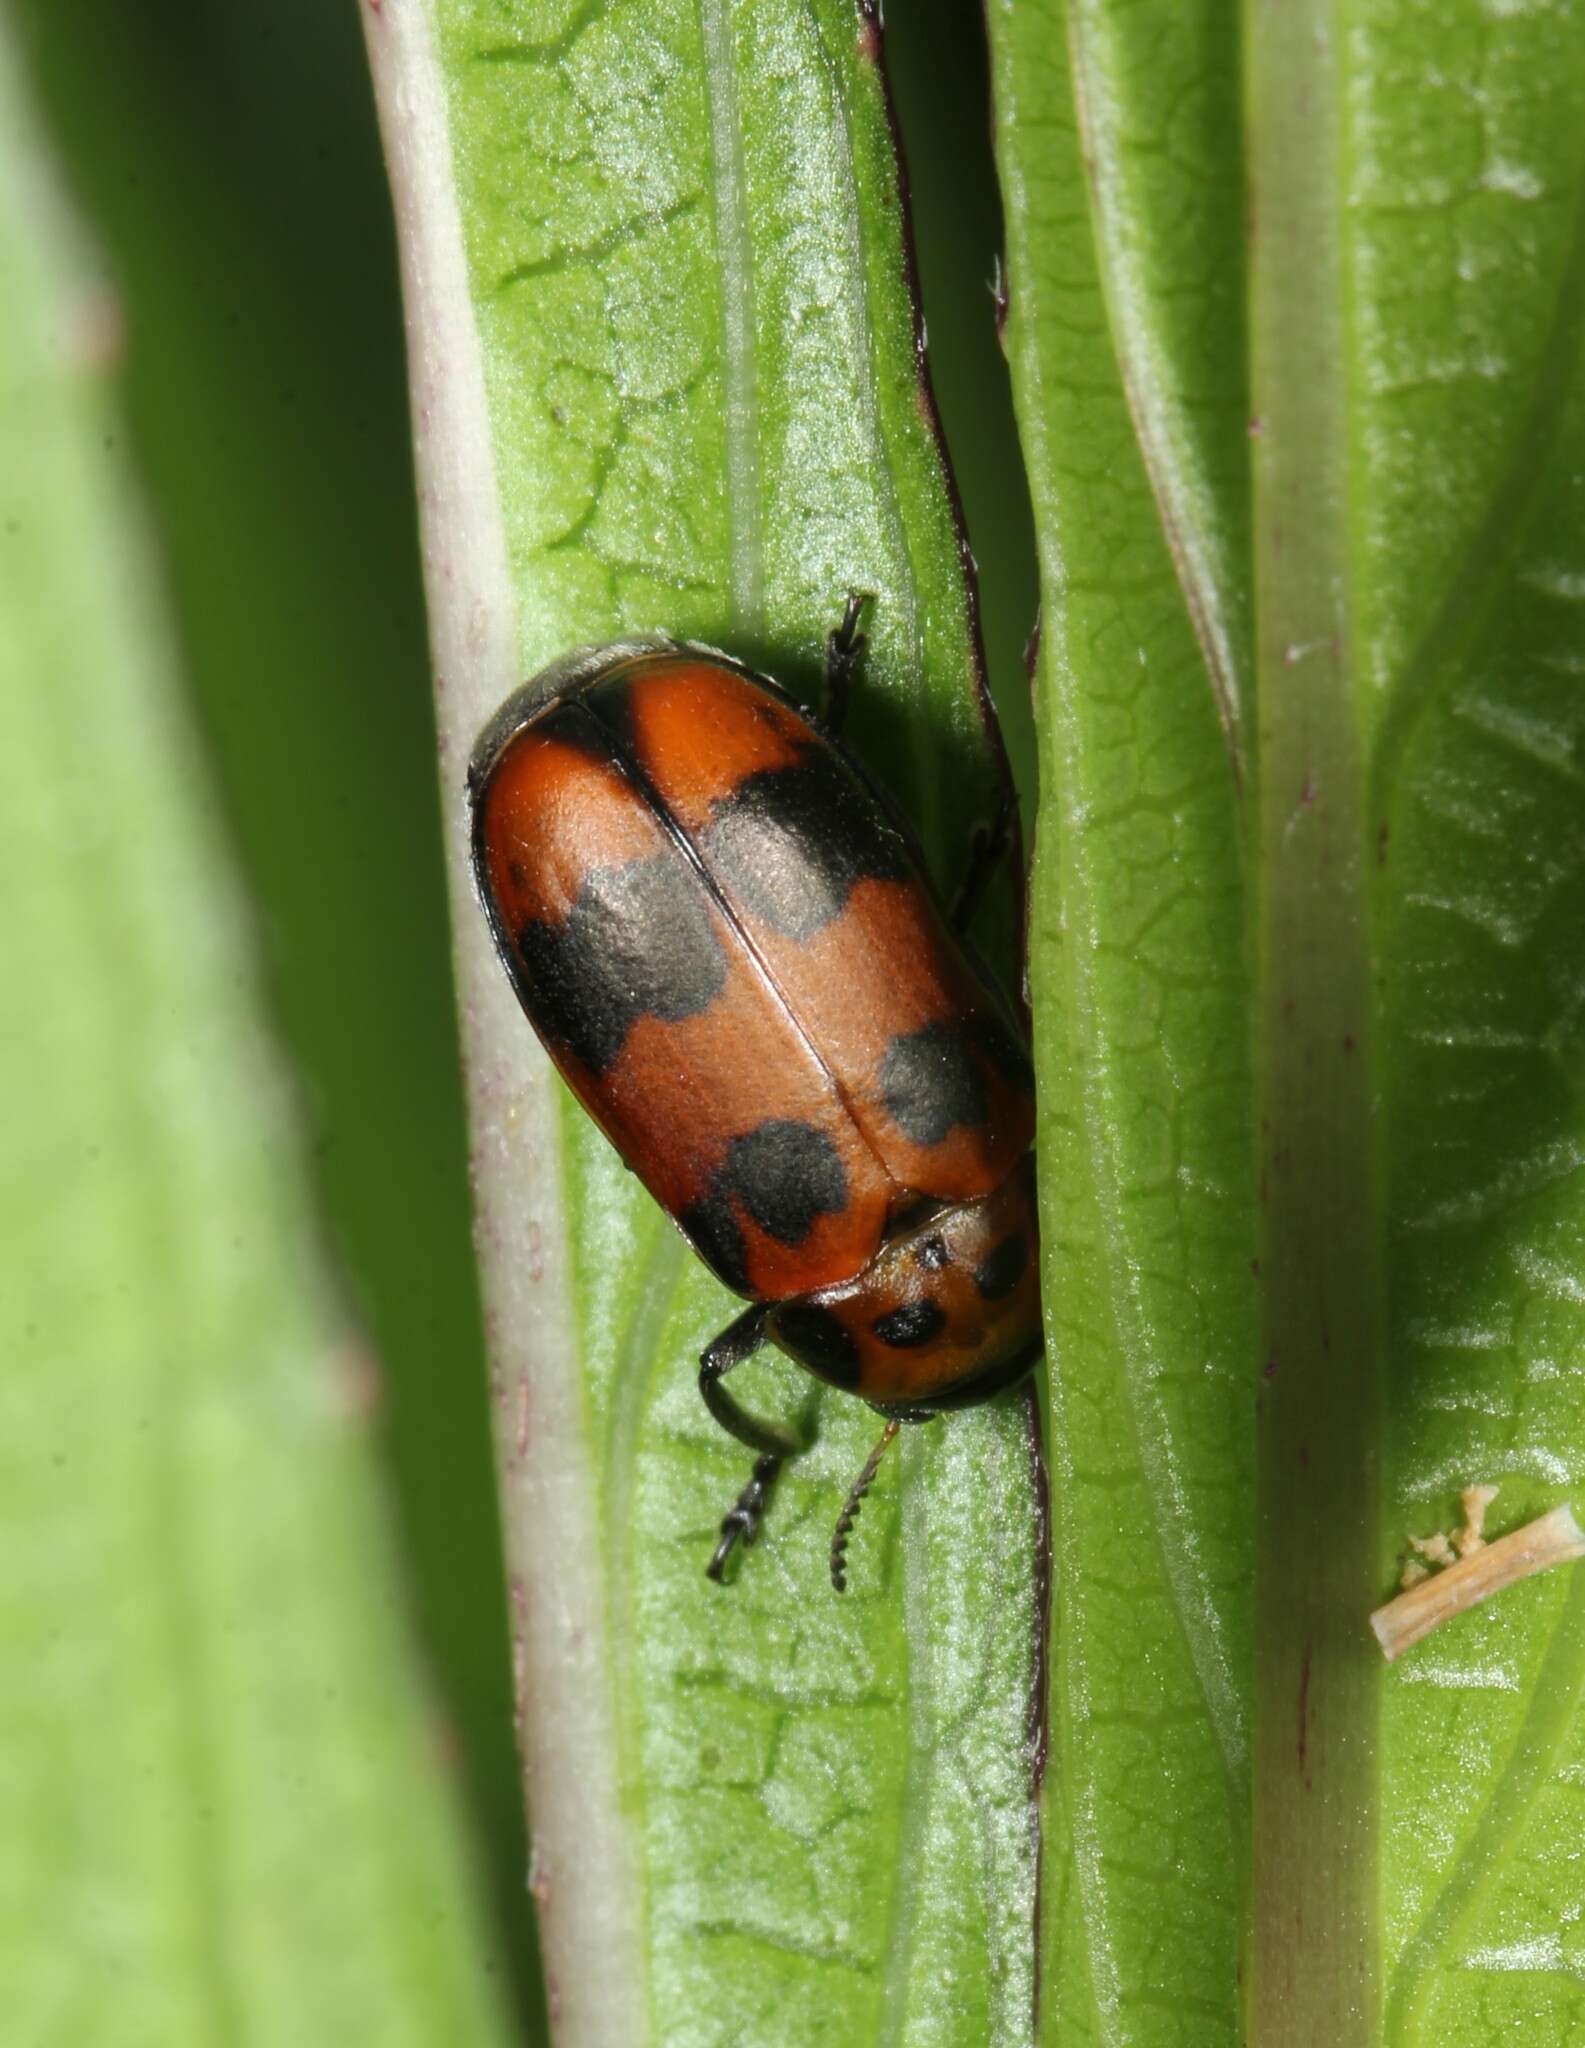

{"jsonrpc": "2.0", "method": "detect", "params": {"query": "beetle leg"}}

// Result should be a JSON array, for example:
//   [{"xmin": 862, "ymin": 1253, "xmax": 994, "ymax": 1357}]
[
  {"xmin": 699, "ymin": 1304, "xmax": 802, "ymax": 1581},
  {"xmin": 822, "ymin": 589, "xmax": 872, "ymax": 736},
  {"xmin": 699, "ymin": 1304, "xmax": 791, "ymax": 1453},
  {"xmin": 949, "ymin": 789, "xmax": 1018, "ymax": 935},
  {"xmin": 706, "ymin": 1454, "xmax": 782, "ymax": 1584}
]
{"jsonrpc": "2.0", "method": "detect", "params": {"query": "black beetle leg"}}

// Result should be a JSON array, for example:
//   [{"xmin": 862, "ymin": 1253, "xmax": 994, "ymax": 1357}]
[
  {"xmin": 699, "ymin": 1305, "xmax": 802, "ymax": 1582},
  {"xmin": 822, "ymin": 589, "xmax": 873, "ymax": 737},
  {"xmin": 949, "ymin": 788, "xmax": 1018, "ymax": 935},
  {"xmin": 707, "ymin": 1455, "xmax": 782, "ymax": 1586}
]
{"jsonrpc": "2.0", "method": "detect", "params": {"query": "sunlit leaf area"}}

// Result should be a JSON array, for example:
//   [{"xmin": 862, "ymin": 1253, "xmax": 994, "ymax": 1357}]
[{"xmin": 6, "ymin": 1, "xmax": 1585, "ymax": 2043}]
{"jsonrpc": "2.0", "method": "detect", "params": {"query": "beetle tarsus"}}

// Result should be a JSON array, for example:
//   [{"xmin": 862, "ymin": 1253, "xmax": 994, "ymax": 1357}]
[
  {"xmin": 823, "ymin": 589, "xmax": 873, "ymax": 736},
  {"xmin": 830, "ymin": 1418, "xmax": 901, "ymax": 1593},
  {"xmin": 951, "ymin": 789, "xmax": 1018, "ymax": 935},
  {"xmin": 706, "ymin": 1453, "xmax": 783, "ymax": 1582},
  {"xmin": 700, "ymin": 1305, "xmax": 803, "ymax": 1581}
]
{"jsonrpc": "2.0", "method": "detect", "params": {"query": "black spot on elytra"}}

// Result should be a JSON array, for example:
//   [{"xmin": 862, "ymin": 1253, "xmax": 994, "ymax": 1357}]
[
  {"xmin": 680, "ymin": 1191, "xmax": 750, "ymax": 1293},
  {"xmin": 872, "ymin": 1298, "xmax": 947, "ymax": 1349},
  {"xmin": 974, "ymin": 1230, "xmax": 1029, "ymax": 1302},
  {"xmin": 534, "ymin": 695, "xmax": 616, "ymax": 761},
  {"xmin": 880, "ymin": 1021, "xmax": 986, "ymax": 1147},
  {"xmin": 512, "ymin": 851, "xmax": 725, "ymax": 1075},
  {"xmin": 580, "ymin": 672, "xmax": 641, "ymax": 759},
  {"xmin": 681, "ymin": 1120, "xmax": 849, "ymax": 1291},
  {"xmin": 704, "ymin": 753, "xmax": 910, "ymax": 940},
  {"xmin": 720, "ymin": 1120, "xmax": 848, "ymax": 1245},
  {"xmin": 772, "ymin": 1301, "xmax": 861, "ymax": 1386}
]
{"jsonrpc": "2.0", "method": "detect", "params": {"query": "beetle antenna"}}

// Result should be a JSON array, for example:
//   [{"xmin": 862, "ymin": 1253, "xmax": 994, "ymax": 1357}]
[{"xmin": 830, "ymin": 1419, "xmax": 901, "ymax": 1593}]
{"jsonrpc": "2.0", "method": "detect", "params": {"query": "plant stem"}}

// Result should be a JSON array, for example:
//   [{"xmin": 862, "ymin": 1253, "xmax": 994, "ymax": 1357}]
[{"xmin": 1246, "ymin": 2, "xmax": 1383, "ymax": 2040}]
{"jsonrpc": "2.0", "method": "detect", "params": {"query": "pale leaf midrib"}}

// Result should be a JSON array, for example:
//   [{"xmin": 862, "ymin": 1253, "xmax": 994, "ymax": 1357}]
[
  {"xmin": 1246, "ymin": 0, "xmax": 1382, "ymax": 2038},
  {"xmin": 364, "ymin": 3, "xmax": 649, "ymax": 2040}
]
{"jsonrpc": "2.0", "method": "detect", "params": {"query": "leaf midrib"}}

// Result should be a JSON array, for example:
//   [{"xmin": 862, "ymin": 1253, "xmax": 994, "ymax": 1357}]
[{"xmin": 1246, "ymin": 0, "xmax": 1384, "ymax": 2036}]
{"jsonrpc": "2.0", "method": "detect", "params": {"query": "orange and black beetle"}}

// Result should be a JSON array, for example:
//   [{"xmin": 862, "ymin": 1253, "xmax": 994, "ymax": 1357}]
[{"xmin": 468, "ymin": 600, "xmax": 1041, "ymax": 1587}]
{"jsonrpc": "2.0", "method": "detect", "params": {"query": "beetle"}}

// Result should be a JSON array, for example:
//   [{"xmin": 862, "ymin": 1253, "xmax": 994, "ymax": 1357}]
[{"xmin": 468, "ymin": 599, "xmax": 1041, "ymax": 1588}]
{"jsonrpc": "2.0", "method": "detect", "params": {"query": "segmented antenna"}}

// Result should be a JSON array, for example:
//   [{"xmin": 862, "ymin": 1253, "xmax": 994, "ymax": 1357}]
[{"xmin": 830, "ymin": 1419, "xmax": 901, "ymax": 1593}]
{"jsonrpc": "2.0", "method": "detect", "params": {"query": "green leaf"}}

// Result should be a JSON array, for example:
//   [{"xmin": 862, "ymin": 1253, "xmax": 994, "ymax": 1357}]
[
  {"xmin": 7, "ymin": 0, "xmax": 539, "ymax": 2004},
  {"xmin": 366, "ymin": 0, "xmax": 1047, "ymax": 2041},
  {"xmin": 989, "ymin": 0, "xmax": 1585, "ymax": 2040},
  {"xmin": 0, "ymin": 16, "xmax": 513, "ymax": 2043}
]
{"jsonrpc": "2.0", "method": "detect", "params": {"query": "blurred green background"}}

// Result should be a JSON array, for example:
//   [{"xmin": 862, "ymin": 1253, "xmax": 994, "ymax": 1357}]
[{"xmin": 7, "ymin": 0, "xmax": 1033, "ymax": 2030}]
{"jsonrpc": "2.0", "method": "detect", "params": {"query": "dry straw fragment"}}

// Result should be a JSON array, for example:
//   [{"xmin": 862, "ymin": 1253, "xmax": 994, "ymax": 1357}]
[
  {"xmin": 1372, "ymin": 1504, "xmax": 1585, "ymax": 1663},
  {"xmin": 1454, "ymin": 1482, "xmax": 1500, "ymax": 1558},
  {"xmin": 1406, "ymin": 1529, "xmax": 1456, "ymax": 1570}
]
